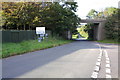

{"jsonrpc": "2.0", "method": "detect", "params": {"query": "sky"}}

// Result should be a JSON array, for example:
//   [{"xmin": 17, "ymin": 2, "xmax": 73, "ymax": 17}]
[{"xmin": 75, "ymin": 0, "xmax": 119, "ymax": 19}]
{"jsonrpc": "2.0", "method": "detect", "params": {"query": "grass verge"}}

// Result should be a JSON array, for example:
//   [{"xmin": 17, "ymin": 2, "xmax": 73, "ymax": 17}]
[
  {"xmin": 97, "ymin": 39, "xmax": 120, "ymax": 44},
  {"xmin": 2, "ymin": 37, "xmax": 72, "ymax": 58}
]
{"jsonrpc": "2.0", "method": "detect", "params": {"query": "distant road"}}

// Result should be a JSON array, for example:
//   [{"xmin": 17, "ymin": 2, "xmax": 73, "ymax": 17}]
[{"xmin": 2, "ymin": 41, "xmax": 118, "ymax": 78}]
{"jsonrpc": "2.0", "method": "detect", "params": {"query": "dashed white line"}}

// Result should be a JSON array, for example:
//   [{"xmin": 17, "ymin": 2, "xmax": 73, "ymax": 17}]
[
  {"xmin": 99, "ymin": 55, "xmax": 102, "ymax": 58},
  {"xmin": 106, "ymin": 58, "xmax": 110, "ymax": 61},
  {"xmin": 91, "ymin": 72, "xmax": 98, "ymax": 78},
  {"xmin": 92, "ymin": 43, "xmax": 112, "ymax": 78},
  {"xmin": 98, "ymin": 56, "xmax": 101, "ymax": 59},
  {"xmin": 104, "ymin": 50, "xmax": 112, "ymax": 78},
  {"xmin": 104, "ymin": 50, "xmax": 109, "ymax": 58},
  {"xmin": 97, "ymin": 59, "xmax": 101, "ymax": 62},
  {"xmin": 96, "ymin": 62, "xmax": 101, "ymax": 66},
  {"xmin": 106, "ymin": 68, "xmax": 111, "ymax": 74},
  {"xmin": 106, "ymin": 60, "xmax": 110, "ymax": 64},
  {"xmin": 91, "ymin": 42, "xmax": 102, "ymax": 78},
  {"xmin": 106, "ymin": 74, "xmax": 112, "ymax": 78},
  {"xmin": 94, "ymin": 66, "xmax": 100, "ymax": 72},
  {"xmin": 106, "ymin": 64, "xmax": 110, "ymax": 68}
]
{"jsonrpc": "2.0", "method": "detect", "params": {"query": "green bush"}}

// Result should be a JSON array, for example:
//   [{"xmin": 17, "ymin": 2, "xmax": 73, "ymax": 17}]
[
  {"xmin": 2, "ymin": 36, "xmax": 72, "ymax": 58},
  {"xmin": 84, "ymin": 23, "xmax": 94, "ymax": 40},
  {"xmin": 105, "ymin": 10, "xmax": 120, "ymax": 41}
]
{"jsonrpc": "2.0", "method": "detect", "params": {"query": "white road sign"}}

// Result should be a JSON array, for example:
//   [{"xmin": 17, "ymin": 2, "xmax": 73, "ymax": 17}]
[{"xmin": 36, "ymin": 27, "xmax": 45, "ymax": 34}]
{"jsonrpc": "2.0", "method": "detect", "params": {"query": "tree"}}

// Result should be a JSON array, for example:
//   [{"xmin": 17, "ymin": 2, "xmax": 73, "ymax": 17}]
[
  {"xmin": 85, "ymin": 7, "xmax": 119, "ymax": 40},
  {"xmin": 104, "ymin": 7, "xmax": 118, "ymax": 17},
  {"xmin": 40, "ymin": 2, "xmax": 80, "ymax": 36},
  {"xmin": 1, "ymin": 2, "xmax": 80, "ymax": 38},
  {"xmin": 105, "ymin": 8, "xmax": 120, "ymax": 40},
  {"xmin": 2, "ymin": 2, "xmax": 40, "ymax": 30},
  {"xmin": 84, "ymin": 23, "xmax": 94, "ymax": 40},
  {"xmin": 86, "ymin": 9, "xmax": 98, "ymax": 19}
]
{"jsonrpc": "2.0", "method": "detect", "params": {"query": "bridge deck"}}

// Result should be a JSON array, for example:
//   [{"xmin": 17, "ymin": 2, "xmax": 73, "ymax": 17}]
[{"xmin": 80, "ymin": 19, "xmax": 106, "ymax": 23}]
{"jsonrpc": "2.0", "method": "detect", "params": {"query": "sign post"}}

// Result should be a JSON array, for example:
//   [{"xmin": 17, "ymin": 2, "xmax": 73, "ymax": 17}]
[{"xmin": 36, "ymin": 27, "xmax": 45, "ymax": 42}]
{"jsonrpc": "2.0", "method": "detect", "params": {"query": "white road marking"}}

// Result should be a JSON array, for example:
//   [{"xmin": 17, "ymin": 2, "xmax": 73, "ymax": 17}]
[
  {"xmin": 94, "ymin": 66, "xmax": 100, "ymax": 72},
  {"xmin": 99, "ymin": 55, "xmax": 102, "ymax": 57},
  {"xmin": 99, "ymin": 52, "xmax": 102, "ymax": 57},
  {"xmin": 106, "ymin": 64, "xmax": 110, "ymax": 68},
  {"xmin": 106, "ymin": 60, "xmax": 110, "ymax": 64},
  {"xmin": 105, "ymin": 55, "xmax": 109, "ymax": 58},
  {"xmin": 92, "ymin": 43, "xmax": 112, "ymax": 78},
  {"xmin": 104, "ymin": 50, "xmax": 112, "ymax": 78},
  {"xmin": 104, "ymin": 50, "xmax": 109, "ymax": 58},
  {"xmin": 97, "ymin": 59, "xmax": 101, "ymax": 62},
  {"xmin": 91, "ymin": 42, "xmax": 102, "ymax": 78},
  {"xmin": 106, "ymin": 74, "xmax": 112, "ymax": 78},
  {"xmin": 96, "ymin": 62, "xmax": 101, "ymax": 66},
  {"xmin": 106, "ymin": 68, "xmax": 111, "ymax": 74},
  {"xmin": 91, "ymin": 72, "xmax": 98, "ymax": 78},
  {"xmin": 98, "ymin": 56, "xmax": 101, "ymax": 59},
  {"xmin": 106, "ymin": 58, "xmax": 110, "ymax": 61},
  {"xmin": 100, "ymin": 49, "xmax": 102, "ymax": 54}
]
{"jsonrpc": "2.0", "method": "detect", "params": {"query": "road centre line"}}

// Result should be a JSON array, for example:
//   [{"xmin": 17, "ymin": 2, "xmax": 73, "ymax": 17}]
[
  {"xmin": 91, "ymin": 72, "xmax": 98, "ymax": 78},
  {"xmin": 91, "ymin": 42, "xmax": 102, "ymax": 78},
  {"xmin": 106, "ymin": 64, "xmax": 110, "ymax": 68},
  {"xmin": 97, "ymin": 58, "xmax": 101, "ymax": 62},
  {"xmin": 94, "ymin": 66, "xmax": 100, "ymax": 72},
  {"xmin": 92, "ymin": 43, "xmax": 112, "ymax": 78},
  {"xmin": 106, "ymin": 58, "xmax": 110, "ymax": 61},
  {"xmin": 106, "ymin": 68, "xmax": 111, "ymax": 74},
  {"xmin": 106, "ymin": 74, "xmax": 112, "ymax": 78},
  {"xmin": 98, "ymin": 56, "xmax": 101, "ymax": 59},
  {"xmin": 96, "ymin": 62, "xmax": 101, "ymax": 66},
  {"xmin": 104, "ymin": 50, "xmax": 112, "ymax": 78},
  {"xmin": 106, "ymin": 60, "xmax": 110, "ymax": 64}
]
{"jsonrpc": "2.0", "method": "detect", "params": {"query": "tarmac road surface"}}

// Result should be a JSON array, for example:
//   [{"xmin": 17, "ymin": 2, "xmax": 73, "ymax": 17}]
[{"xmin": 2, "ymin": 41, "xmax": 118, "ymax": 78}]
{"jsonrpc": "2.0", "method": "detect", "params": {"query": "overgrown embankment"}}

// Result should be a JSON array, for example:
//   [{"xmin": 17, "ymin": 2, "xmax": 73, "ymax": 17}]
[{"xmin": 2, "ymin": 37, "xmax": 72, "ymax": 58}]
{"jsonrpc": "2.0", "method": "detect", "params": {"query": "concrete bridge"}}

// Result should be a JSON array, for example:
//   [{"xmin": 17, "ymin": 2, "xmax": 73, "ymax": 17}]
[{"xmin": 80, "ymin": 19, "xmax": 106, "ymax": 40}]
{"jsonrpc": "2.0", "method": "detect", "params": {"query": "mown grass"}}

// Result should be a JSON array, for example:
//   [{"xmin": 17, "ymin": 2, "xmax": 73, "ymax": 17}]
[
  {"xmin": 2, "ymin": 37, "xmax": 72, "ymax": 58},
  {"xmin": 97, "ymin": 39, "xmax": 120, "ymax": 44}
]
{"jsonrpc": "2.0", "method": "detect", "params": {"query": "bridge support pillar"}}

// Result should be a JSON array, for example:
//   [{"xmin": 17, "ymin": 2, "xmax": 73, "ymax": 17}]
[{"xmin": 97, "ymin": 22, "xmax": 105, "ymax": 40}]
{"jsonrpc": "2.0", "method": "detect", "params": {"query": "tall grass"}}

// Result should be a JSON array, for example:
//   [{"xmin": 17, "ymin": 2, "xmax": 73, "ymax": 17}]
[{"xmin": 2, "ymin": 36, "xmax": 72, "ymax": 58}]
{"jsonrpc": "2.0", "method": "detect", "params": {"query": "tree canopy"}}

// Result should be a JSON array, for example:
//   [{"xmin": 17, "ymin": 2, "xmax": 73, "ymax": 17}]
[
  {"xmin": 105, "ymin": 8, "xmax": 120, "ymax": 40},
  {"xmin": 86, "ymin": 7, "xmax": 119, "ymax": 40},
  {"xmin": 1, "ymin": 2, "xmax": 80, "ymax": 37},
  {"xmin": 87, "ymin": 7, "xmax": 118, "ymax": 19},
  {"xmin": 86, "ymin": 9, "xmax": 98, "ymax": 19}
]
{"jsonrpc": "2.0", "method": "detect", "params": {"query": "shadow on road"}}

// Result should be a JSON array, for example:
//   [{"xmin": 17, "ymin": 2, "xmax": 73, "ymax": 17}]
[{"xmin": 3, "ymin": 41, "xmax": 101, "ymax": 78}]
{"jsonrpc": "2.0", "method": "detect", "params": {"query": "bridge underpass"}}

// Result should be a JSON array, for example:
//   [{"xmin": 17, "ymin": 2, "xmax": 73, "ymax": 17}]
[{"xmin": 80, "ymin": 19, "xmax": 106, "ymax": 40}]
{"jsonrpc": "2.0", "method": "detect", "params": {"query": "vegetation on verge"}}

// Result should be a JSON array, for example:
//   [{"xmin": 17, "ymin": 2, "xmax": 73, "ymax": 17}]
[
  {"xmin": 96, "ymin": 39, "xmax": 120, "ymax": 44},
  {"xmin": 85, "ymin": 7, "xmax": 120, "ymax": 41},
  {"xmin": 105, "ymin": 10, "xmax": 120, "ymax": 40},
  {"xmin": 2, "ymin": 36, "xmax": 72, "ymax": 58}
]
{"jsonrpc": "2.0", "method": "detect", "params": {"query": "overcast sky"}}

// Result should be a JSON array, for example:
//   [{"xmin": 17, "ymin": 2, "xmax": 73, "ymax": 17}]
[{"xmin": 75, "ymin": 0, "xmax": 119, "ymax": 19}]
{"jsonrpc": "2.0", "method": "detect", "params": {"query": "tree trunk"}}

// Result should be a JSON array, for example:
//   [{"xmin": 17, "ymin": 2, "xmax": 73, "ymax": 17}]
[
  {"xmin": 17, "ymin": 25, "xmax": 18, "ymax": 30},
  {"xmin": 29, "ymin": 26, "xmax": 31, "ymax": 30},
  {"xmin": 24, "ymin": 24, "xmax": 25, "ymax": 30}
]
